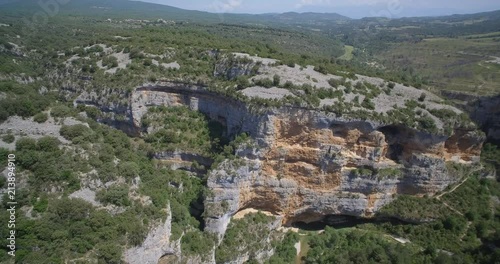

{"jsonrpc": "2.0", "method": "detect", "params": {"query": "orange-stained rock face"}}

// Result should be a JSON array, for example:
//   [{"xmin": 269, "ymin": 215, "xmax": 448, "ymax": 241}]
[
  {"xmin": 262, "ymin": 118, "xmax": 344, "ymax": 192},
  {"xmin": 445, "ymin": 129, "xmax": 484, "ymax": 162},
  {"xmin": 215, "ymin": 115, "xmax": 485, "ymax": 226},
  {"xmin": 128, "ymin": 85, "xmax": 485, "ymax": 235}
]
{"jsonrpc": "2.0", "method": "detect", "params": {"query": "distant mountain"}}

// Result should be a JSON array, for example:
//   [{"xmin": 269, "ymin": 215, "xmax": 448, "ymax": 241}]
[
  {"xmin": 0, "ymin": 0, "xmax": 497, "ymax": 30},
  {"xmin": 267, "ymin": 12, "xmax": 351, "ymax": 22},
  {"xmin": 385, "ymin": 9, "xmax": 500, "ymax": 22},
  {"xmin": 0, "ymin": 0, "xmax": 350, "ymax": 23},
  {"xmin": 0, "ymin": 0, "xmax": 221, "ymax": 22}
]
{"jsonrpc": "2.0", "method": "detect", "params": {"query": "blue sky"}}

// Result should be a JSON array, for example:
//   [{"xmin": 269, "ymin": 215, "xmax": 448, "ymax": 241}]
[{"xmin": 142, "ymin": 0, "xmax": 500, "ymax": 18}]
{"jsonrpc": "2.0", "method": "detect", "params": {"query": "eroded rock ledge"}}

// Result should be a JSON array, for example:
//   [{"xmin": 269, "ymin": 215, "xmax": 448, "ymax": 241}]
[{"xmin": 129, "ymin": 82, "xmax": 485, "ymax": 237}]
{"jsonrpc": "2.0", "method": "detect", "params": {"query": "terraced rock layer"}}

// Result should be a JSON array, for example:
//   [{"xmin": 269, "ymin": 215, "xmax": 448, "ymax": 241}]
[{"xmin": 129, "ymin": 82, "xmax": 484, "ymax": 236}]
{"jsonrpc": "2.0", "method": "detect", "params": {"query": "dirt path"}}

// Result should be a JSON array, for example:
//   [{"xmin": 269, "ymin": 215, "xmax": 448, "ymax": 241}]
[
  {"xmin": 441, "ymin": 201, "xmax": 464, "ymax": 216},
  {"xmin": 460, "ymin": 221, "xmax": 472, "ymax": 241},
  {"xmin": 295, "ymin": 236, "xmax": 310, "ymax": 264},
  {"xmin": 436, "ymin": 176, "xmax": 470, "ymax": 199},
  {"xmin": 435, "ymin": 166, "xmax": 482, "ymax": 217},
  {"xmin": 386, "ymin": 235, "xmax": 411, "ymax": 244}
]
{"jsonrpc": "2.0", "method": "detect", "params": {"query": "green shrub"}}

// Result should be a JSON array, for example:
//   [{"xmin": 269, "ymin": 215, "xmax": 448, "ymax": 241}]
[
  {"xmin": 118, "ymin": 161, "xmax": 140, "ymax": 180},
  {"xmin": 328, "ymin": 78, "xmax": 341, "ymax": 88},
  {"xmin": 34, "ymin": 112, "xmax": 49, "ymax": 123},
  {"xmin": 181, "ymin": 230, "xmax": 215, "ymax": 258},
  {"xmin": 376, "ymin": 168, "xmax": 403, "ymax": 179},
  {"xmin": 16, "ymin": 137, "xmax": 37, "ymax": 151},
  {"xmin": 268, "ymin": 232, "xmax": 300, "ymax": 263},
  {"xmin": 2, "ymin": 134, "xmax": 15, "ymax": 143},
  {"xmin": 216, "ymin": 212, "xmax": 275, "ymax": 263},
  {"xmin": 36, "ymin": 136, "xmax": 60, "ymax": 152},
  {"xmin": 314, "ymin": 65, "xmax": 329, "ymax": 74},
  {"xmin": 60, "ymin": 124, "xmax": 93, "ymax": 142},
  {"xmin": 361, "ymin": 97, "xmax": 375, "ymax": 110},
  {"xmin": 418, "ymin": 116, "xmax": 437, "ymax": 133},
  {"xmin": 33, "ymin": 196, "xmax": 49, "ymax": 213},
  {"xmin": 95, "ymin": 243, "xmax": 122, "ymax": 264},
  {"xmin": 236, "ymin": 76, "xmax": 250, "ymax": 89},
  {"xmin": 418, "ymin": 92, "xmax": 427, "ymax": 102},
  {"xmin": 51, "ymin": 105, "xmax": 75, "ymax": 118},
  {"xmin": 351, "ymin": 168, "xmax": 374, "ymax": 177},
  {"xmin": 143, "ymin": 58, "xmax": 153, "ymax": 66},
  {"xmin": 273, "ymin": 74, "xmax": 281, "ymax": 86},
  {"xmin": 85, "ymin": 106, "xmax": 103, "ymax": 119},
  {"xmin": 96, "ymin": 184, "xmax": 130, "ymax": 206},
  {"xmin": 0, "ymin": 175, "xmax": 5, "ymax": 188},
  {"xmin": 254, "ymin": 78, "xmax": 274, "ymax": 88},
  {"xmin": 481, "ymin": 143, "xmax": 500, "ymax": 170},
  {"xmin": 102, "ymin": 56, "xmax": 118, "ymax": 68}
]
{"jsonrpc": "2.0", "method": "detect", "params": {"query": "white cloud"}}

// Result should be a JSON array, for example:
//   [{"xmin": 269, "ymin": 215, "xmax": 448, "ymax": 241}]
[{"xmin": 210, "ymin": 0, "xmax": 243, "ymax": 13}]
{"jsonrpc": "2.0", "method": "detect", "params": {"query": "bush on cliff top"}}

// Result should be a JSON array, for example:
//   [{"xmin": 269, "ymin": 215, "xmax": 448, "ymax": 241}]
[{"xmin": 216, "ymin": 212, "xmax": 276, "ymax": 263}]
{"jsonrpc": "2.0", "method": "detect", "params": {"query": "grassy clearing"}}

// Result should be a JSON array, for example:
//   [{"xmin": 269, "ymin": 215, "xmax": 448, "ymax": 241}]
[
  {"xmin": 295, "ymin": 235, "xmax": 311, "ymax": 264},
  {"xmin": 462, "ymin": 31, "xmax": 500, "ymax": 39},
  {"xmin": 339, "ymin": 45, "xmax": 354, "ymax": 61},
  {"xmin": 377, "ymin": 36, "xmax": 500, "ymax": 95}
]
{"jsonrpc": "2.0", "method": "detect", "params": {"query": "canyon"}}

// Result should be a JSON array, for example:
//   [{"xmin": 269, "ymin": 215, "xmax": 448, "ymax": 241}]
[{"xmin": 124, "ymin": 81, "xmax": 485, "ymax": 239}]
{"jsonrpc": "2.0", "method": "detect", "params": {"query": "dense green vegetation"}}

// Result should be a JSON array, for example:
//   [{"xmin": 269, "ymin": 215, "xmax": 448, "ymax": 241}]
[
  {"xmin": 305, "ymin": 228, "xmax": 433, "ymax": 263},
  {"xmin": 0, "ymin": 119, "xmax": 213, "ymax": 262},
  {"xmin": 215, "ymin": 212, "xmax": 293, "ymax": 263},
  {"xmin": 482, "ymin": 143, "xmax": 500, "ymax": 171},
  {"xmin": 0, "ymin": 81, "xmax": 55, "ymax": 123},
  {"xmin": 143, "ymin": 106, "xmax": 226, "ymax": 156},
  {"xmin": 368, "ymin": 176, "xmax": 500, "ymax": 263}
]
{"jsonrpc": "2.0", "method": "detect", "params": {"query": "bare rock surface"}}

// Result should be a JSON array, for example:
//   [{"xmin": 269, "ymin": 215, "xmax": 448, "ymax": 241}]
[
  {"xmin": 125, "ymin": 206, "xmax": 174, "ymax": 264},
  {"xmin": 241, "ymin": 86, "xmax": 294, "ymax": 100},
  {"xmin": 232, "ymin": 52, "xmax": 278, "ymax": 65},
  {"xmin": 69, "ymin": 188, "xmax": 101, "ymax": 206},
  {"xmin": 0, "ymin": 115, "xmax": 85, "ymax": 149}
]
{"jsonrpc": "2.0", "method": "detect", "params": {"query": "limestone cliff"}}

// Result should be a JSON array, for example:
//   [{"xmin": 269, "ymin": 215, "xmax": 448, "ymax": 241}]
[
  {"xmin": 128, "ymin": 82, "xmax": 484, "ymax": 238},
  {"xmin": 125, "ymin": 205, "xmax": 176, "ymax": 264}
]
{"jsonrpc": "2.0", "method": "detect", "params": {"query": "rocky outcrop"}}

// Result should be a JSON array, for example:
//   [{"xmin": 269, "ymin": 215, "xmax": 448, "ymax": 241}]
[
  {"xmin": 204, "ymin": 114, "xmax": 483, "ymax": 236},
  {"xmin": 213, "ymin": 53, "xmax": 277, "ymax": 80},
  {"xmin": 131, "ymin": 82, "xmax": 266, "ymax": 138},
  {"xmin": 72, "ymin": 88, "xmax": 138, "ymax": 136},
  {"xmin": 154, "ymin": 151, "xmax": 214, "ymax": 175},
  {"xmin": 125, "ymin": 205, "xmax": 176, "ymax": 264},
  {"xmin": 126, "ymin": 82, "xmax": 484, "ymax": 239}
]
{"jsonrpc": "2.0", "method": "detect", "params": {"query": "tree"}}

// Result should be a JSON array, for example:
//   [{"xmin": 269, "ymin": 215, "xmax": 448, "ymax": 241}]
[
  {"xmin": 2, "ymin": 134, "xmax": 14, "ymax": 143},
  {"xmin": 60, "ymin": 124, "xmax": 93, "ymax": 142},
  {"xmin": 361, "ymin": 98, "xmax": 375, "ymax": 110},
  {"xmin": 34, "ymin": 112, "xmax": 49, "ymax": 123},
  {"xmin": 16, "ymin": 137, "xmax": 37, "ymax": 151},
  {"xmin": 96, "ymin": 184, "xmax": 130, "ymax": 206},
  {"xmin": 36, "ymin": 137, "xmax": 60, "ymax": 152},
  {"xmin": 418, "ymin": 92, "xmax": 427, "ymax": 102},
  {"xmin": 236, "ymin": 76, "xmax": 250, "ymax": 89},
  {"xmin": 273, "ymin": 74, "xmax": 281, "ymax": 86},
  {"xmin": 96, "ymin": 243, "xmax": 122, "ymax": 264}
]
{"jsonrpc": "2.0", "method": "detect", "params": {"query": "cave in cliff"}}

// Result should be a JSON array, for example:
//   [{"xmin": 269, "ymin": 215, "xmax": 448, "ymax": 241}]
[{"xmin": 377, "ymin": 125, "xmax": 408, "ymax": 162}]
